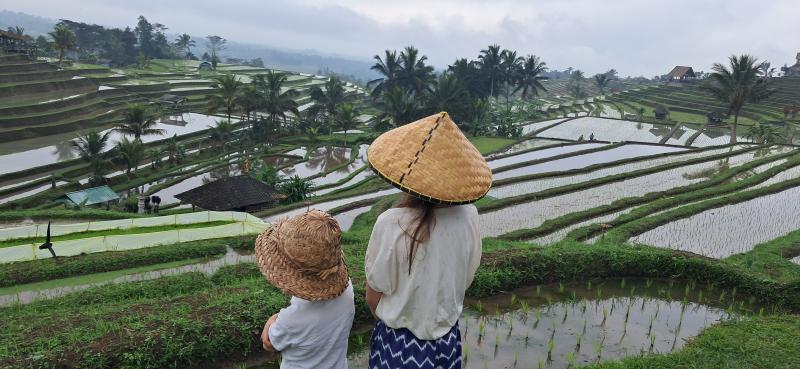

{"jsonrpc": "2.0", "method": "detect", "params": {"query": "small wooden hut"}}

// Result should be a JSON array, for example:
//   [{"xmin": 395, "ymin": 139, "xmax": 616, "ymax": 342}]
[
  {"xmin": 58, "ymin": 186, "xmax": 119, "ymax": 208},
  {"xmin": 175, "ymin": 176, "xmax": 285, "ymax": 212},
  {"xmin": 707, "ymin": 110, "xmax": 725, "ymax": 125},
  {"xmin": 156, "ymin": 94, "xmax": 187, "ymax": 115},
  {"xmin": 666, "ymin": 66, "xmax": 696, "ymax": 81},
  {"xmin": 0, "ymin": 30, "xmax": 33, "ymax": 55},
  {"xmin": 654, "ymin": 105, "xmax": 669, "ymax": 120}
]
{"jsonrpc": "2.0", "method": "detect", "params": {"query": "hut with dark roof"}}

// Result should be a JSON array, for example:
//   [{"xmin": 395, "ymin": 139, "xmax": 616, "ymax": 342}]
[
  {"xmin": 175, "ymin": 175, "xmax": 285, "ymax": 212},
  {"xmin": 707, "ymin": 110, "xmax": 726, "ymax": 125},
  {"xmin": 0, "ymin": 30, "xmax": 33, "ymax": 55},
  {"xmin": 666, "ymin": 66, "xmax": 696, "ymax": 81}
]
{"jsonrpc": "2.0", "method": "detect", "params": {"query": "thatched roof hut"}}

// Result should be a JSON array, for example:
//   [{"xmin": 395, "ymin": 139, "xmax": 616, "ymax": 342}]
[
  {"xmin": 666, "ymin": 66, "xmax": 696, "ymax": 81},
  {"xmin": 175, "ymin": 175, "xmax": 285, "ymax": 212}
]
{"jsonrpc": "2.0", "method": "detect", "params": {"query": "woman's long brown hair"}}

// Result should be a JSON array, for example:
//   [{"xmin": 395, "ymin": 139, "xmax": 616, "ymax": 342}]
[{"xmin": 395, "ymin": 194, "xmax": 437, "ymax": 274}]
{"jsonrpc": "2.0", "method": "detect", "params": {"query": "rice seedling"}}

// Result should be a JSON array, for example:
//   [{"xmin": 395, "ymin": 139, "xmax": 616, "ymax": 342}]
[
  {"xmin": 463, "ymin": 344, "xmax": 471, "ymax": 364},
  {"xmin": 559, "ymin": 282, "xmax": 565, "ymax": 294},
  {"xmin": 510, "ymin": 294, "xmax": 517, "ymax": 306},
  {"xmin": 587, "ymin": 280, "xmax": 593, "ymax": 291},
  {"xmin": 478, "ymin": 318, "xmax": 485, "ymax": 341},
  {"xmin": 649, "ymin": 333, "xmax": 657, "ymax": 352},
  {"xmin": 593, "ymin": 340, "xmax": 603, "ymax": 361},
  {"xmin": 601, "ymin": 307, "xmax": 608, "ymax": 327},
  {"xmin": 536, "ymin": 285, "xmax": 542, "ymax": 297},
  {"xmin": 576, "ymin": 333, "xmax": 583, "ymax": 350},
  {"xmin": 645, "ymin": 279, "xmax": 653, "ymax": 288},
  {"xmin": 538, "ymin": 359, "xmax": 545, "ymax": 369},
  {"xmin": 620, "ymin": 278, "xmax": 626, "ymax": 289},
  {"xmin": 513, "ymin": 350, "xmax": 519, "ymax": 369},
  {"xmin": 547, "ymin": 338, "xmax": 555, "ymax": 362},
  {"xmin": 562, "ymin": 306, "xmax": 569, "ymax": 323},
  {"xmin": 719, "ymin": 290, "xmax": 727, "ymax": 302},
  {"xmin": 566, "ymin": 352, "xmax": 576, "ymax": 368}
]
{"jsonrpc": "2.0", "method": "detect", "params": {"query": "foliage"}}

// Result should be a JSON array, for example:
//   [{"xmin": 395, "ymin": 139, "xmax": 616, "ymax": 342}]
[
  {"xmin": 72, "ymin": 130, "xmax": 111, "ymax": 184},
  {"xmin": 207, "ymin": 74, "xmax": 244, "ymax": 122},
  {"xmin": 253, "ymin": 71, "xmax": 299, "ymax": 136},
  {"xmin": 310, "ymin": 76, "xmax": 351, "ymax": 134},
  {"xmin": 745, "ymin": 123, "xmax": 784, "ymax": 144},
  {"xmin": 114, "ymin": 137, "xmax": 145, "ymax": 175},
  {"xmin": 251, "ymin": 162, "xmax": 283, "ymax": 187},
  {"xmin": 48, "ymin": 23, "xmax": 77, "ymax": 67},
  {"xmin": 208, "ymin": 119, "xmax": 236, "ymax": 151},
  {"xmin": 115, "ymin": 103, "xmax": 164, "ymax": 141},
  {"xmin": 279, "ymin": 175, "xmax": 314, "ymax": 203}
]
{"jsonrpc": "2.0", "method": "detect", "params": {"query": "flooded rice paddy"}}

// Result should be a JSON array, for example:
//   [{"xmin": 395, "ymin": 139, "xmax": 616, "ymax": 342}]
[
  {"xmin": 0, "ymin": 113, "xmax": 236, "ymax": 174},
  {"xmin": 489, "ymin": 143, "xmax": 607, "ymax": 170},
  {"xmin": 630, "ymin": 183, "xmax": 800, "ymax": 258},
  {"xmin": 279, "ymin": 146, "xmax": 353, "ymax": 178},
  {"xmin": 333, "ymin": 206, "xmax": 372, "ymax": 231},
  {"xmin": 486, "ymin": 138, "xmax": 570, "ymax": 158},
  {"xmin": 264, "ymin": 188, "xmax": 398, "ymax": 223},
  {"xmin": 493, "ymin": 144, "xmax": 686, "ymax": 181},
  {"xmin": 536, "ymin": 117, "xmax": 676, "ymax": 143},
  {"xmin": 480, "ymin": 150, "xmax": 783, "ymax": 237},
  {"xmin": 488, "ymin": 146, "xmax": 741, "ymax": 198},
  {"xmin": 255, "ymin": 279, "xmax": 755, "ymax": 369},
  {"xmin": 520, "ymin": 118, "xmax": 569, "ymax": 135},
  {"xmin": 0, "ymin": 247, "xmax": 253, "ymax": 306}
]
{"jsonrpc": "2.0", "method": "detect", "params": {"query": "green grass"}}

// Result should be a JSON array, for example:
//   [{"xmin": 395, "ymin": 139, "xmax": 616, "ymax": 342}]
[
  {"xmin": 0, "ymin": 220, "xmax": 235, "ymax": 248},
  {"xmin": 0, "ymin": 256, "xmax": 210, "ymax": 296},
  {"xmin": 582, "ymin": 314, "xmax": 800, "ymax": 369},
  {"xmin": 468, "ymin": 136, "xmax": 517, "ymax": 154},
  {"xmin": 0, "ymin": 209, "xmax": 149, "ymax": 221}
]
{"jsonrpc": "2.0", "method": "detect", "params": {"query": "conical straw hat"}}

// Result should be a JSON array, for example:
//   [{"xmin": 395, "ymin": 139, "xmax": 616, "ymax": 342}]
[
  {"xmin": 368, "ymin": 112, "xmax": 492, "ymax": 204},
  {"xmin": 254, "ymin": 210, "xmax": 349, "ymax": 301}
]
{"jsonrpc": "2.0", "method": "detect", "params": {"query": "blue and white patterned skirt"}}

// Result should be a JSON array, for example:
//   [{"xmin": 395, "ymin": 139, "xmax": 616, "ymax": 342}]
[{"xmin": 369, "ymin": 320, "xmax": 462, "ymax": 369}]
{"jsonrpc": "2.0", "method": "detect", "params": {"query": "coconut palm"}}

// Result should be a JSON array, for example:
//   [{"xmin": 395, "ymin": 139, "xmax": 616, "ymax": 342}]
[
  {"xmin": 115, "ymin": 104, "xmax": 165, "ymax": 141},
  {"xmin": 374, "ymin": 87, "xmax": 418, "ymax": 128},
  {"xmin": 115, "ymin": 137, "xmax": 145, "ymax": 175},
  {"xmin": 48, "ymin": 24, "xmax": 77, "ymax": 67},
  {"xmin": 368, "ymin": 50, "xmax": 401, "ymax": 98},
  {"xmin": 594, "ymin": 73, "xmax": 611, "ymax": 95},
  {"xmin": 426, "ymin": 73, "xmax": 470, "ymax": 121},
  {"xmin": 254, "ymin": 71, "xmax": 299, "ymax": 134},
  {"xmin": 335, "ymin": 103, "xmax": 359, "ymax": 144},
  {"xmin": 310, "ymin": 76, "xmax": 349, "ymax": 135},
  {"xmin": 515, "ymin": 55, "xmax": 548, "ymax": 99},
  {"xmin": 568, "ymin": 70, "xmax": 587, "ymax": 98},
  {"xmin": 208, "ymin": 119, "xmax": 236, "ymax": 151},
  {"xmin": 164, "ymin": 134, "xmax": 179, "ymax": 164},
  {"xmin": 478, "ymin": 44, "xmax": 503, "ymax": 98},
  {"xmin": 238, "ymin": 85, "xmax": 262, "ymax": 122},
  {"xmin": 72, "ymin": 130, "xmax": 111, "ymax": 184},
  {"xmin": 448, "ymin": 58, "xmax": 483, "ymax": 96},
  {"xmin": 701, "ymin": 55, "xmax": 777, "ymax": 143},
  {"xmin": 174, "ymin": 33, "xmax": 195, "ymax": 60},
  {"xmin": 398, "ymin": 46, "xmax": 434, "ymax": 97},
  {"xmin": 499, "ymin": 49, "xmax": 523, "ymax": 106},
  {"xmin": 208, "ymin": 74, "xmax": 244, "ymax": 122},
  {"xmin": 745, "ymin": 123, "xmax": 783, "ymax": 144}
]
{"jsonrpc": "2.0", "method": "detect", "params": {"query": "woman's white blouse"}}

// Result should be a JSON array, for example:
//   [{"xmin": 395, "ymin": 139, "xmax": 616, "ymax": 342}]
[{"xmin": 364, "ymin": 205, "xmax": 482, "ymax": 340}]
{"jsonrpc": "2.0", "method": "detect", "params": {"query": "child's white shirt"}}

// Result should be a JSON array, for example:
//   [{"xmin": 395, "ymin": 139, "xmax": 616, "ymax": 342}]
[{"xmin": 269, "ymin": 281, "xmax": 355, "ymax": 369}]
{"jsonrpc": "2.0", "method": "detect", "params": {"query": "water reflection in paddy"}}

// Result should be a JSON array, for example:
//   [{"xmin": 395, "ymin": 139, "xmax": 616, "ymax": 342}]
[
  {"xmin": 486, "ymin": 138, "xmax": 569, "ymax": 159},
  {"xmin": 306, "ymin": 279, "xmax": 754, "ymax": 369},
  {"xmin": 493, "ymin": 144, "xmax": 686, "ymax": 180},
  {"xmin": 489, "ymin": 143, "xmax": 607, "ymax": 170},
  {"xmin": 333, "ymin": 206, "xmax": 371, "ymax": 231},
  {"xmin": 0, "ymin": 113, "xmax": 237, "ymax": 174},
  {"xmin": 279, "ymin": 146, "xmax": 352, "ymax": 178},
  {"xmin": 537, "ymin": 117, "xmax": 677, "ymax": 143},
  {"xmin": 0, "ymin": 247, "xmax": 253, "ymax": 306}
]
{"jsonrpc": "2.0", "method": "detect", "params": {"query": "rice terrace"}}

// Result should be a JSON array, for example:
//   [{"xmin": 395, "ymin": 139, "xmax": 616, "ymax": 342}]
[{"xmin": 0, "ymin": 2, "xmax": 799, "ymax": 369}]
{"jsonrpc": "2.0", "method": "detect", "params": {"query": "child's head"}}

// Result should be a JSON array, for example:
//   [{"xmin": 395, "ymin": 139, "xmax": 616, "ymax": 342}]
[{"xmin": 255, "ymin": 210, "xmax": 348, "ymax": 301}]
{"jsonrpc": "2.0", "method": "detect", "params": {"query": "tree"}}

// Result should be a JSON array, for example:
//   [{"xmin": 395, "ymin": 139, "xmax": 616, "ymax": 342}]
[
  {"xmin": 426, "ymin": 73, "xmax": 470, "ymax": 121},
  {"xmin": 374, "ymin": 87, "xmax": 418, "ymax": 128},
  {"xmin": 499, "ymin": 49, "xmax": 523, "ymax": 107},
  {"xmin": 205, "ymin": 35, "xmax": 227, "ymax": 69},
  {"xmin": 515, "ymin": 55, "xmax": 548, "ymax": 99},
  {"xmin": 72, "ymin": 130, "xmax": 111, "ymax": 184},
  {"xmin": 594, "ymin": 73, "xmax": 611, "ymax": 95},
  {"xmin": 48, "ymin": 24, "xmax": 77, "ymax": 67},
  {"xmin": 165, "ymin": 134, "xmax": 179, "ymax": 164},
  {"xmin": 174, "ymin": 33, "xmax": 195, "ymax": 60},
  {"xmin": 115, "ymin": 137, "xmax": 145, "ymax": 175},
  {"xmin": 254, "ymin": 71, "xmax": 300, "ymax": 135},
  {"xmin": 207, "ymin": 74, "xmax": 243, "ymax": 122},
  {"xmin": 335, "ymin": 103, "xmax": 359, "ymax": 144},
  {"xmin": 397, "ymin": 46, "xmax": 434, "ymax": 97},
  {"xmin": 115, "ymin": 104, "xmax": 164, "ymax": 141},
  {"xmin": 134, "ymin": 16, "xmax": 155, "ymax": 58},
  {"xmin": 310, "ymin": 76, "xmax": 349, "ymax": 135},
  {"xmin": 478, "ymin": 44, "xmax": 503, "ymax": 98},
  {"xmin": 251, "ymin": 163, "xmax": 283, "ymax": 187},
  {"xmin": 567, "ymin": 70, "xmax": 587, "ymax": 98},
  {"xmin": 208, "ymin": 119, "xmax": 235, "ymax": 151},
  {"xmin": 448, "ymin": 58, "xmax": 483, "ymax": 96},
  {"xmin": 701, "ymin": 55, "xmax": 777, "ymax": 143},
  {"xmin": 368, "ymin": 50, "xmax": 401, "ymax": 98},
  {"xmin": 745, "ymin": 123, "xmax": 782, "ymax": 144},
  {"xmin": 279, "ymin": 175, "xmax": 313, "ymax": 203}
]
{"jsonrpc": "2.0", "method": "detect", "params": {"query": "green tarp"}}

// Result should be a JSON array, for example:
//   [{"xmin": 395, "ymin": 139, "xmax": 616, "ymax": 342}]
[{"xmin": 60, "ymin": 186, "xmax": 119, "ymax": 206}]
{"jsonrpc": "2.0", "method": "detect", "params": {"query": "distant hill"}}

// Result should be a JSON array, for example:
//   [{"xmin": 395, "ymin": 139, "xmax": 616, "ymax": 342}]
[{"xmin": 0, "ymin": 10, "xmax": 377, "ymax": 81}]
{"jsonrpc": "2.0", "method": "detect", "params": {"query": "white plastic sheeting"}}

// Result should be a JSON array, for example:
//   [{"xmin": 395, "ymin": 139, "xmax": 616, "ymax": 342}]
[
  {"xmin": 0, "ymin": 212, "xmax": 268, "ymax": 263},
  {"xmin": 0, "ymin": 211, "xmax": 260, "ymax": 241}
]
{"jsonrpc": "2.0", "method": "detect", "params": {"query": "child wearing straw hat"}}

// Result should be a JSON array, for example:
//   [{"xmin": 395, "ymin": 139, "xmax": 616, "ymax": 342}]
[
  {"xmin": 254, "ymin": 210, "xmax": 354, "ymax": 369},
  {"xmin": 364, "ymin": 112, "xmax": 489, "ymax": 369}
]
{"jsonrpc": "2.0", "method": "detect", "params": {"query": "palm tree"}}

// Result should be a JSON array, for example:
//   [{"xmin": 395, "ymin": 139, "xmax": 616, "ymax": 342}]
[
  {"xmin": 368, "ymin": 50, "xmax": 401, "ymax": 98},
  {"xmin": 701, "ymin": 55, "xmax": 777, "ymax": 143},
  {"xmin": 165, "ymin": 134, "xmax": 179, "ymax": 164},
  {"xmin": 745, "ymin": 123, "xmax": 782, "ymax": 144},
  {"xmin": 310, "ymin": 76, "xmax": 349, "ymax": 135},
  {"xmin": 48, "ymin": 24, "xmax": 77, "ymax": 67},
  {"xmin": 335, "ymin": 103, "xmax": 359, "ymax": 144},
  {"xmin": 208, "ymin": 119, "xmax": 235, "ymax": 151},
  {"xmin": 254, "ymin": 71, "xmax": 300, "ymax": 135},
  {"xmin": 374, "ymin": 87, "xmax": 418, "ymax": 127},
  {"xmin": 499, "ymin": 49, "xmax": 523, "ymax": 107},
  {"xmin": 279, "ymin": 175, "xmax": 313, "ymax": 203},
  {"xmin": 115, "ymin": 104, "xmax": 165, "ymax": 141},
  {"xmin": 568, "ymin": 70, "xmax": 587, "ymax": 98},
  {"xmin": 478, "ymin": 44, "xmax": 503, "ymax": 98},
  {"xmin": 515, "ymin": 55, "xmax": 548, "ymax": 99},
  {"xmin": 72, "ymin": 130, "xmax": 111, "ymax": 184},
  {"xmin": 208, "ymin": 74, "xmax": 244, "ymax": 122},
  {"xmin": 448, "ymin": 58, "xmax": 483, "ymax": 96},
  {"xmin": 594, "ymin": 73, "xmax": 611, "ymax": 95},
  {"xmin": 398, "ymin": 46, "xmax": 434, "ymax": 97},
  {"xmin": 426, "ymin": 73, "xmax": 470, "ymax": 120},
  {"xmin": 115, "ymin": 137, "xmax": 145, "ymax": 175},
  {"xmin": 238, "ymin": 85, "xmax": 262, "ymax": 122},
  {"xmin": 174, "ymin": 33, "xmax": 195, "ymax": 60}
]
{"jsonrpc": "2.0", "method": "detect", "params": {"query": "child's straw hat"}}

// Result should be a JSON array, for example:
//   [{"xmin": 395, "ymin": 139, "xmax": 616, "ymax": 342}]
[
  {"xmin": 254, "ymin": 210, "xmax": 348, "ymax": 301},
  {"xmin": 368, "ymin": 112, "xmax": 492, "ymax": 204}
]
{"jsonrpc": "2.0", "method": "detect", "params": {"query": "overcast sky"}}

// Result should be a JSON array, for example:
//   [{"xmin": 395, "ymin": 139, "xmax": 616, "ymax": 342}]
[{"xmin": 2, "ymin": 0, "xmax": 797, "ymax": 76}]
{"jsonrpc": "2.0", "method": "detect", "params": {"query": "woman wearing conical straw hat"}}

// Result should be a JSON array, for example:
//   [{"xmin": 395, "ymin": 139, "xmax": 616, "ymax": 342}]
[{"xmin": 365, "ymin": 112, "xmax": 489, "ymax": 369}]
